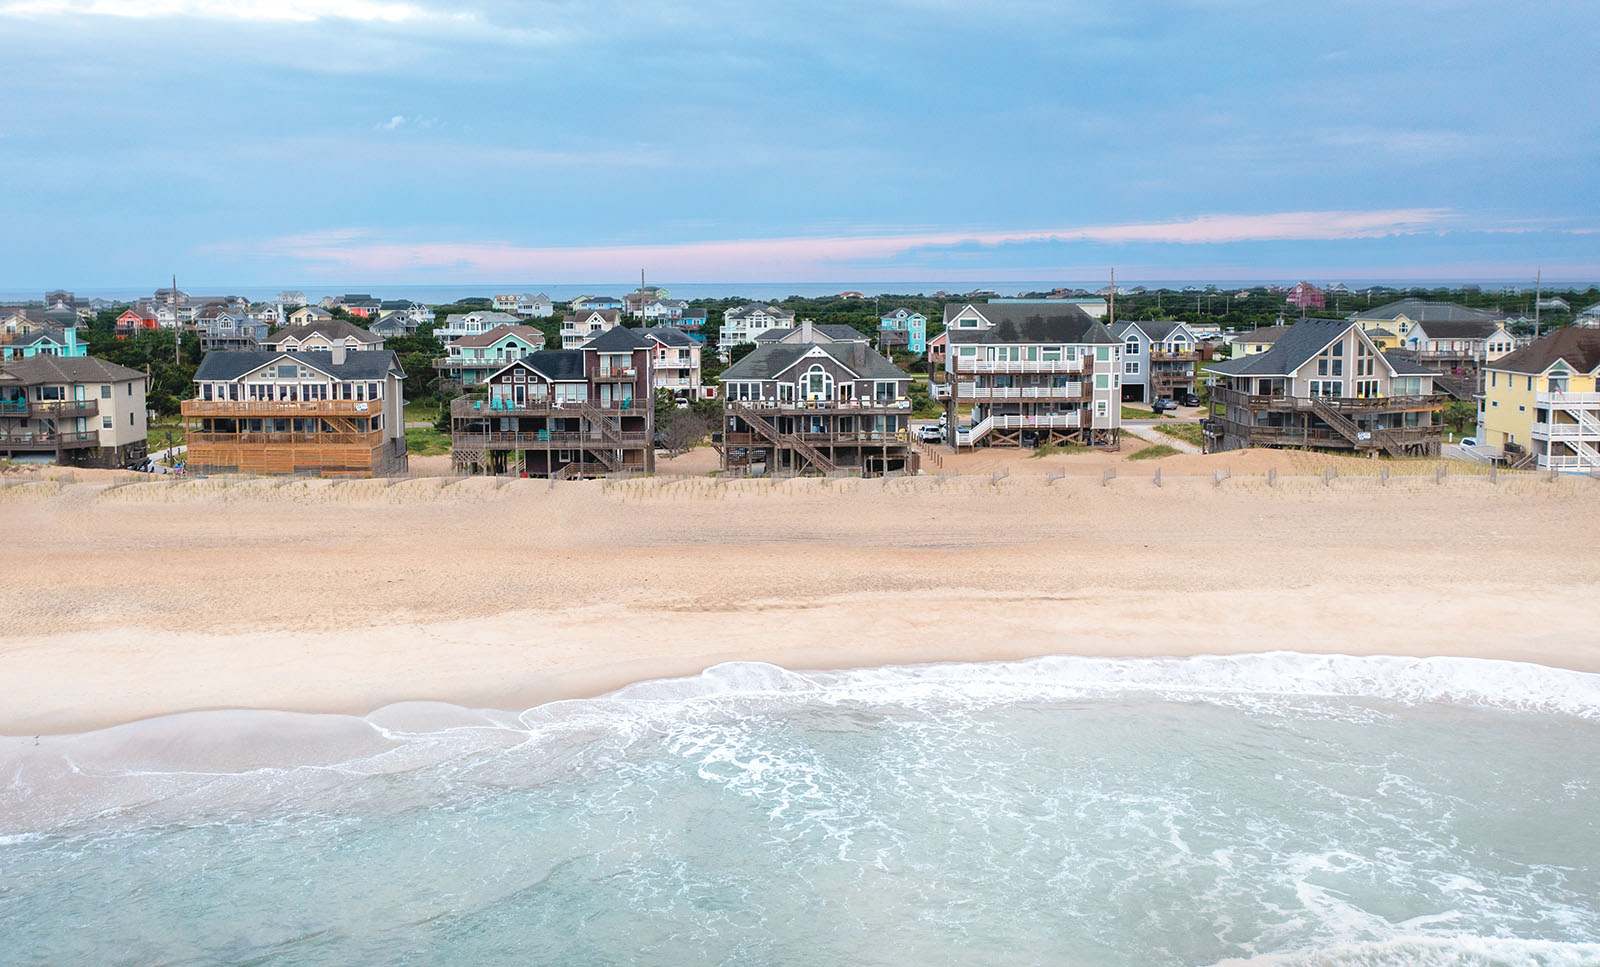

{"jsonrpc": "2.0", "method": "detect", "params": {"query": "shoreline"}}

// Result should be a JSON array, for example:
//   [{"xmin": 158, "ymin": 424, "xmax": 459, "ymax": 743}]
[
  {"xmin": 3, "ymin": 458, "xmax": 1597, "ymax": 736},
  {"xmin": 7, "ymin": 587, "xmax": 1600, "ymax": 736}
]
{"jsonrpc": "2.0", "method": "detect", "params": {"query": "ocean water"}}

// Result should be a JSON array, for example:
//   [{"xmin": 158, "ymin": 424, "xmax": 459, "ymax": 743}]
[{"xmin": 2, "ymin": 654, "xmax": 1598, "ymax": 966}]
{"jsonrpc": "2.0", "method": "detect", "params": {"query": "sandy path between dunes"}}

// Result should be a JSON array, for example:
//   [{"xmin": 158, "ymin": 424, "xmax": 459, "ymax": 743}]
[{"xmin": 1, "ymin": 454, "xmax": 1596, "ymax": 734}]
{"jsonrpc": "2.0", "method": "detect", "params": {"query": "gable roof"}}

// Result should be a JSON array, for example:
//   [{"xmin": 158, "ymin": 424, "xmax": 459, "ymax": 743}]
[
  {"xmin": 194, "ymin": 349, "xmax": 404, "ymax": 382},
  {"xmin": 449, "ymin": 324, "xmax": 546, "ymax": 349},
  {"xmin": 266, "ymin": 319, "xmax": 382, "ymax": 346},
  {"xmin": 1233, "ymin": 325, "xmax": 1290, "ymax": 344},
  {"xmin": 753, "ymin": 324, "xmax": 868, "ymax": 344},
  {"xmin": 291, "ymin": 306, "xmax": 333, "ymax": 319},
  {"xmin": 643, "ymin": 327, "xmax": 698, "ymax": 347},
  {"xmin": 582, "ymin": 326, "xmax": 654, "ymax": 351},
  {"xmin": 942, "ymin": 302, "xmax": 1117, "ymax": 345},
  {"xmin": 1487, "ymin": 326, "xmax": 1600, "ymax": 376},
  {"xmin": 565, "ymin": 308, "xmax": 620, "ymax": 324},
  {"xmin": 724, "ymin": 303, "xmax": 795, "ymax": 321},
  {"xmin": 489, "ymin": 350, "xmax": 587, "ymax": 383},
  {"xmin": 1203, "ymin": 319, "xmax": 1357, "ymax": 378},
  {"xmin": 0, "ymin": 355, "xmax": 144, "ymax": 384},
  {"xmin": 1409, "ymin": 319, "xmax": 1503, "ymax": 340},
  {"xmin": 1353, "ymin": 299, "xmax": 1504, "ymax": 324},
  {"xmin": 1112, "ymin": 319, "xmax": 1189, "ymax": 342},
  {"xmin": 721, "ymin": 342, "xmax": 910, "ymax": 382}
]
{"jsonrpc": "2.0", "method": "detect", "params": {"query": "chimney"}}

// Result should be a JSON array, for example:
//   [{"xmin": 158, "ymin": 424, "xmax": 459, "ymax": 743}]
[
  {"xmin": 801, "ymin": 317, "xmax": 813, "ymax": 343},
  {"xmin": 331, "ymin": 342, "xmax": 347, "ymax": 366}
]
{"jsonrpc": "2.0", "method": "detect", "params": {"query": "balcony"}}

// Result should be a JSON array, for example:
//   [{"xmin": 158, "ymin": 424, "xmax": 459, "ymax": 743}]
[
  {"xmin": 1538, "ymin": 454, "xmax": 1599, "ymax": 473},
  {"xmin": 188, "ymin": 430, "xmax": 383, "ymax": 447},
  {"xmin": 182, "ymin": 399, "xmax": 383, "ymax": 417},
  {"xmin": 453, "ymin": 430, "xmax": 650, "ymax": 449},
  {"xmin": 0, "ymin": 429, "xmax": 99, "ymax": 449},
  {"xmin": 953, "ymin": 356, "xmax": 1089, "ymax": 374},
  {"xmin": 1536, "ymin": 391, "xmax": 1600, "ymax": 408},
  {"xmin": 596, "ymin": 367, "xmax": 637, "ymax": 379},
  {"xmin": 1532, "ymin": 422, "xmax": 1600, "ymax": 440},
  {"xmin": 449, "ymin": 396, "xmax": 647, "ymax": 418},
  {"xmin": 0, "ymin": 398, "xmax": 99, "ymax": 417},
  {"xmin": 1209, "ymin": 387, "xmax": 1445, "ymax": 414},
  {"xmin": 434, "ymin": 356, "xmax": 525, "ymax": 371},
  {"xmin": 961, "ymin": 383, "xmax": 1085, "ymax": 400},
  {"xmin": 722, "ymin": 397, "xmax": 911, "ymax": 413},
  {"xmin": 1150, "ymin": 350, "xmax": 1199, "ymax": 362}
]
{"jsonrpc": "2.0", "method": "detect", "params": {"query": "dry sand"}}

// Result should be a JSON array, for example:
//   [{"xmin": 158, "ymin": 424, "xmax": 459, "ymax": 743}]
[{"xmin": 2, "ymin": 448, "xmax": 1596, "ymax": 735}]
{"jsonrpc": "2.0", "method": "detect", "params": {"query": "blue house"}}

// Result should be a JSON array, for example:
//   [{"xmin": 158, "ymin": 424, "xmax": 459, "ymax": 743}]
[
  {"xmin": 879, "ymin": 308, "xmax": 927, "ymax": 354},
  {"xmin": 0, "ymin": 319, "xmax": 88, "ymax": 362}
]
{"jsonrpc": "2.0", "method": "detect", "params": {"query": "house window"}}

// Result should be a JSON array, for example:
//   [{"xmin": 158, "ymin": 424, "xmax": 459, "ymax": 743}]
[
  {"xmin": 100, "ymin": 385, "xmax": 111, "ymax": 398},
  {"xmin": 1095, "ymin": 374, "xmax": 1109, "ymax": 389},
  {"xmin": 102, "ymin": 416, "xmax": 112, "ymax": 428},
  {"xmin": 1124, "ymin": 362, "xmax": 1140, "ymax": 375},
  {"xmin": 1096, "ymin": 347, "xmax": 1110, "ymax": 361},
  {"xmin": 1125, "ymin": 338, "xmax": 1139, "ymax": 355}
]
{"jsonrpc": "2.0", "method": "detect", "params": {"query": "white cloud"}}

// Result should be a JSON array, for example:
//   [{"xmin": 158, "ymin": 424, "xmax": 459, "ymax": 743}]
[
  {"xmin": 376, "ymin": 114, "xmax": 436, "ymax": 130},
  {"xmin": 0, "ymin": 0, "xmax": 446, "ymax": 22}
]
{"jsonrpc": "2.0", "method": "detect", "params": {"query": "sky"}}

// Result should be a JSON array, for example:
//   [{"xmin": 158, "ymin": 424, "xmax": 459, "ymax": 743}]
[{"xmin": 1, "ymin": 0, "xmax": 1596, "ymax": 288}]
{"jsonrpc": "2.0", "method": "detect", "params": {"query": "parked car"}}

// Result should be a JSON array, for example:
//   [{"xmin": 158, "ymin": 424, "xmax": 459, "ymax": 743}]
[
  {"xmin": 917, "ymin": 425, "xmax": 944, "ymax": 443},
  {"xmin": 1180, "ymin": 392, "xmax": 1201, "ymax": 407},
  {"xmin": 1460, "ymin": 437, "xmax": 1478, "ymax": 448},
  {"xmin": 1151, "ymin": 397, "xmax": 1178, "ymax": 412}
]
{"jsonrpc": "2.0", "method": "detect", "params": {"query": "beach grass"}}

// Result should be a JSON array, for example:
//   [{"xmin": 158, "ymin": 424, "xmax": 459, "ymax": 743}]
[
  {"xmin": 406, "ymin": 428, "xmax": 452, "ymax": 456},
  {"xmin": 1128, "ymin": 444, "xmax": 1180, "ymax": 460},
  {"xmin": 1153, "ymin": 423, "xmax": 1205, "ymax": 447}
]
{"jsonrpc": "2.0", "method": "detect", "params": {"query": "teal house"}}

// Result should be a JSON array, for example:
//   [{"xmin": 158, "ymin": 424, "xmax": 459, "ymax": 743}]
[
  {"xmin": 0, "ymin": 318, "xmax": 88, "ymax": 362},
  {"xmin": 879, "ymin": 308, "xmax": 927, "ymax": 354}
]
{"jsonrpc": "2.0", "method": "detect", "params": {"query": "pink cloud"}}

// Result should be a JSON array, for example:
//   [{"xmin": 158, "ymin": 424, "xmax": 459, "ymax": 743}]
[{"xmin": 214, "ymin": 209, "xmax": 1461, "ymax": 282}]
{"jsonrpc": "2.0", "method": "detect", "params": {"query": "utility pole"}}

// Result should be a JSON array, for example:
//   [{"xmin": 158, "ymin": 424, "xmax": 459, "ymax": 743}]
[
  {"xmin": 1108, "ymin": 268, "xmax": 1115, "ymax": 325},
  {"xmin": 640, "ymin": 268, "xmax": 646, "ymax": 324},
  {"xmin": 172, "ymin": 273, "xmax": 181, "ymax": 366},
  {"xmin": 1534, "ymin": 268, "xmax": 1543, "ymax": 338}
]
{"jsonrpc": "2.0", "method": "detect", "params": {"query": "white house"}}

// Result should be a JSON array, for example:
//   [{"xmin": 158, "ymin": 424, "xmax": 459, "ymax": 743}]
[
  {"xmin": 718, "ymin": 304, "xmax": 796, "ymax": 359},
  {"xmin": 436, "ymin": 310, "xmax": 522, "ymax": 340},
  {"xmin": 561, "ymin": 309, "xmax": 622, "ymax": 349}
]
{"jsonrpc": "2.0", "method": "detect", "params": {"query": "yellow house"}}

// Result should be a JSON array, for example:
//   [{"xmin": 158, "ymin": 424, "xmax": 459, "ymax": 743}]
[
  {"xmin": 1350, "ymin": 298, "xmax": 1505, "ymax": 344},
  {"xmin": 1233, "ymin": 325, "xmax": 1288, "ymax": 355},
  {"xmin": 1479, "ymin": 326, "xmax": 1600, "ymax": 472},
  {"xmin": 1363, "ymin": 327, "xmax": 1401, "ymax": 351}
]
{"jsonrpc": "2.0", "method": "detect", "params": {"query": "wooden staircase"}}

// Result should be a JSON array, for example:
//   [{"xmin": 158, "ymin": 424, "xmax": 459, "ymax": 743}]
[
  {"xmin": 1311, "ymin": 397, "xmax": 1406, "ymax": 458},
  {"xmin": 726, "ymin": 401, "xmax": 838, "ymax": 473}
]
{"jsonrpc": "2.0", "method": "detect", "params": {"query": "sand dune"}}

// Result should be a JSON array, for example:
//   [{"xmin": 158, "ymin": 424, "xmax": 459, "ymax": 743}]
[{"xmin": 1, "ymin": 450, "xmax": 1595, "ymax": 734}]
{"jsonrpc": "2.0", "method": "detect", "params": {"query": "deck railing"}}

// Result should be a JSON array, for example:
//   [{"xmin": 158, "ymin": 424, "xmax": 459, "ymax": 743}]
[
  {"xmin": 962, "ymin": 383, "xmax": 1084, "ymax": 400},
  {"xmin": 1209, "ymin": 387, "xmax": 1446, "ymax": 414},
  {"xmin": 187, "ymin": 431, "xmax": 383, "ymax": 446},
  {"xmin": 0, "ymin": 429, "xmax": 98, "ymax": 447},
  {"xmin": 953, "ymin": 357, "xmax": 1089, "ymax": 374},
  {"xmin": 450, "ymin": 396, "xmax": 647, "ymax": 417},
  {"xmin": 453, "ymin": 431, "xmax": 650, "ymax": 449},
  {"xmin": 182, "ymin": 399, "xmax": 382, "ymax": 417}
]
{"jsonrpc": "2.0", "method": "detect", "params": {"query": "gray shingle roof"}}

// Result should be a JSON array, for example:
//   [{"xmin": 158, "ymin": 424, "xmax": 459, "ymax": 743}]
[
  {"xmin": 643, "ymin": 327, "xmax": 698, "ymax": 347},
  {"xmin": 724, "ymin": 303, "xmax": 795, "ymax": 321},
  {"xmin": 0, "ymin": 355, "xmax": 145, "ymax": 384},
  {"xmin": 721, "ymin": 342, "xmax": 910, "ymax": 382},
  {"xmin": 491, "ymin": 350, "xmax": 587, "ymax": 382},
  {"xmin": 450, "ymin": 325, "xmax": 546, "ymax": 349},
  {"xmin": 1382, "ymin": 352, "xmax": 1439, "ymax": 377},
  {"xmin": 1353, "ymin": 299, "xmax": 1504, "ymax": 324},
  {"xmin": 194, "ymin": 350, "xmax": 404, "ymax": 382},
  {"xmin": 1203, "ymin": 319, "xmax": 1354, "ymax": 377},
  {"xmin": 943, "ymin": 302, "xmax": 1117, "ymax": 345},
  {"xmin": 1410, "ymin": 320, "xmax": 1502, "ymax": 340},
  {"xmin": 582, "ymin": 326, "xmax": 654, "ymax": 351},
  {"xmin": 265, "ymin": 319, "xmax": 382, "ymax": 346},
  {"xmin": 752, "ymin": 324, "xmax": 868, "ymax": 344},
  {"xmin": 1233, "ymin": 325, "xmax": 1290, "ymax": 344},
  {"xmin": 1113, "ymin": 319, "xmax": 1187, "ymax": 342}
]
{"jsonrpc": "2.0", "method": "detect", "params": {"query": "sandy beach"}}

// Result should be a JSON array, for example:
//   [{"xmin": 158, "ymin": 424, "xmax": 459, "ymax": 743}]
[{"xmin": 2, "ymin": 448, "xmax": 1597, "ymax": 735}]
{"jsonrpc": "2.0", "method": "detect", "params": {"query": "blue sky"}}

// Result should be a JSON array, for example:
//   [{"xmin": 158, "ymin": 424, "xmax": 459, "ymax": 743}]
[{"xmin": 1, "ymin": 0, "xmax": 1596, "ymax": 287}]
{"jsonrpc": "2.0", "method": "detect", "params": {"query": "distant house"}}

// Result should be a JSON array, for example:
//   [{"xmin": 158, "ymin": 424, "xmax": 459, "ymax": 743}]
[
  {"xmin": 379, "ymin": 300, "xmax": 435, "ymax": 327},
  {"xmin": 718, "ymin": 304, "xmax": 796, "ymax": 358},
  {"xmin": 369, "ymin": 313, "xmax": 419, "ymax": 340},
  {"xmin": 1285, "ymin": 282, "xmax": 1326, "ymax": 310},
  {"xmin": 288, "ymin": 305, "xmax": 334, "ymax": 328},
  {"xmin": 1537, "ymin": 297, "xmax": 1571, "ymax": 314},
  {"xmin": 0, "ymin": 354, "xmax": 149, "ymax": 468},
  {"xmin": 436, "ymin": 310, "xmax": 521, "ymax": 341},
  {"xmin": 1234, "ymin": 325, "xmax": 1291, "ymax": 356},
  {"xmin": 194, "ymin": 307, "xmax": 269, "ymax": 351},
  {"xmin": 434, "ymin": 325, "xmax": 547, "ymax": 388},
  {"xmin": 263, "ymin": 319, "xmax": 386, "ymax": 353},
  {"xmin": 668, "ymin": 308, "xmax": 708, "ymax": 340},
  {"xmin": 623, "ymin": 287, "xmax": 670, "ymax": 317},
  {"xmin": 642, "ymin": 298, "xmax": 689, "ymax": 323},
  {"xmin": 1202, "ymin": 318, "xmax": 1444, "ymax": 457},
  {"xmin": 926, "ymin": 330, "xmax": 948, "ymax": 370},
  {"xmin": 1349, "ymin": 299, "xmax": 1505, "ymax": 343},
  {"xmin": 336, "ymin": 294, "xmax": 382, "ymax": 319},
  {"xmin": 1578, "ymin": 302, "xmax": 1600, "ymax": 321},
  {"xmin": 515, "ymin": 293, "xmax": 553, "ymax": 318},
  {"xmin": 0, "ymin": 324, "xmax": 87, "ymax": 361},
  {"xmin": 115, "ymin": 308, "xmax": 160, "ymax": 340},
  {"xmin": 878, "ymin": 308, "xmax": 927, "ymax": 354},
  {"xmin": 571, "ymin": 295, "xmax": 623, "ymax": 312},
  {"xmin": 561, "ymin": 309, "xmax": 622, "ymax": 349}
]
